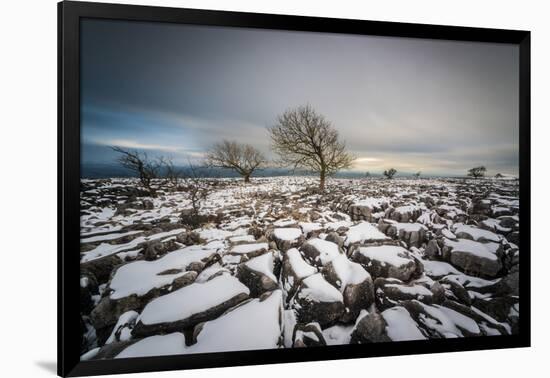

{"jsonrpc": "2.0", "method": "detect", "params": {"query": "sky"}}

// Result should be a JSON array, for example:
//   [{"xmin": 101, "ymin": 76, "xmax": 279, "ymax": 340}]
[{"xmin": 80, "ymin": 18, "xmax": 519, "ymax": 177}]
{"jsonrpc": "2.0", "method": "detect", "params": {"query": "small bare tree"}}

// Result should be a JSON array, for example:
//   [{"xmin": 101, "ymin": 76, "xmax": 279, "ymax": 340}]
[
  {"xmin": 182, "ymin": 163, "xmax": 210, "ymax": 216},
  {"xmin": 383, "ymin": 168, "xmax": 397, "ymax": 179},
  {"xmin": 206, "ymin": 140, "xmax": 266, "ymax": 183},
  {"xmin": 268, "ymin": 105, "xmax": 354, "ymax": 190},
  {"xmin": 468, "ymin": 166, "xmax": 486, "ymax": 179},
  {"xmin": 111, "ymin": 146, "xmax": 161, "ymax": 196},
  {"xmin": 159, "ymin": 157, "xmax": 181, "ymax": 189}
]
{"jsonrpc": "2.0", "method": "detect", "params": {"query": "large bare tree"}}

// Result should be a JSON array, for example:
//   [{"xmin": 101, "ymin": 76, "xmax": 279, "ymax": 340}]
[
  {"xmin": 111, "ymin": 146, "xmax": 161, "ymax": 196},
  {"xmin": 206, "ymin": 140, "xmax": 266, "ymax": 183},
  {"xmin": 268, "ymin": 105, "xmax": 354, "ymax": 190}
]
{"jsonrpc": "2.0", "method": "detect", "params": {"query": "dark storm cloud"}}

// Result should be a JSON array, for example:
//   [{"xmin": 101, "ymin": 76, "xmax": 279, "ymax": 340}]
[{"xmin": 81, "ymin": 19, "xmax": 519, "ymax": 175}]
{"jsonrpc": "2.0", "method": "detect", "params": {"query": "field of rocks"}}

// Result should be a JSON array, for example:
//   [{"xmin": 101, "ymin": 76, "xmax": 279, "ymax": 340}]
[{"xmin": 79, "ymin": 176, "xmax": 520, "ymax": 360}]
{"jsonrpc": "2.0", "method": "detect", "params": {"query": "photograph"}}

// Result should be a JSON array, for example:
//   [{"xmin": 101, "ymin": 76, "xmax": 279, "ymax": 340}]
[{"xmin": 78, "ymin": 18, "xmax": 521, "ymax": 361}]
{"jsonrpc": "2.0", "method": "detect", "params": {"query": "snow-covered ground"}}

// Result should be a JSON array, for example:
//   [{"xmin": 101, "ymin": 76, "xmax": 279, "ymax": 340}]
[{"xmin": 78, "ymin": 176, "xmax": 520, "ymax": 360}]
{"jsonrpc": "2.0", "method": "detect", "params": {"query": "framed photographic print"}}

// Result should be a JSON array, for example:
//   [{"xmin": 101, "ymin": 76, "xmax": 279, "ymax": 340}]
[{"xmin": 58, "ymin": 1, "xmax": 531, "ymax": 376}]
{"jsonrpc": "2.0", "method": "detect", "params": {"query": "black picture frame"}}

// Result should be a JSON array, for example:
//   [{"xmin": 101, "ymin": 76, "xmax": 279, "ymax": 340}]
[{"xmin": 58, "ymin": 1, "xmax": 531, "ymax": 376}]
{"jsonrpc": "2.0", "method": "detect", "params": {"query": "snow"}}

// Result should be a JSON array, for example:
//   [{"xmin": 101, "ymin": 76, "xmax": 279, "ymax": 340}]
[
  {"xmin": 81, "ymin": 228, "xmax": 186, "ymax": 262},
  {"xmin": 391, "ymin": 222, "xmax": 426, "ymax": 232},
  {"xmin": 303, "ymin": 238, "xmax": 341, "ymax": 265},
  {"xmin": 415, "ymin": 301, "xmax": 479, "ymax": 337},
  {"xmin": 443, "ymin": 273, "xmax": 499, "ymax": 288},
  {"xmin": 444, "ymin": 238, "xmax": 499, "ymax": 261},
  {"xmin": 273, "ymin": 228, "xmax": 302, "ymax": 241},
  {"xmin": 139, "ymin": 273, "xmax": 250, "ymax": 325},
  {"xmin": 230, "ymin": 243, "xmax": 269, "ymax": 254},
  {"xmin": 105, "ymin": 310, "xmax": 139, "ymax": 344},
  {"xmin": 229, "ymin": 234, "xmax": 256, "ymax": 243},
  {"xmin": 441, "ymin": 229, "xmax": 457, "ymax": 239},
  {"xmin": 245, "ymin": 252, "xmax": 277, "ymax": 282},
  {"xmin": 357, "ymin": 245, "xmax": 412, "ymax": 267},
  {"xmin": 300, "ymin": 222, "xmax": 323, "ymax": 234},
  {"xmin": 286, "ymin": 248, "xmax": 317, "ymax": 278},
  {"xmin": 273, "ymin": 219, "xmax": 296, "ymax": 227},
  {"xmin": 385, "ymin": 283, "xmax": 432, "ymax": 297},
  {"xmin": 298, "ymin": 273, "xmax": 343, "ymax": 303},
  {"xmin": 185, "ymin": 290, "xmax": 283, "ymax": 354},
  {"xmin": 322, "ymin": 324, "xmax": 354, "ymax": 345},
  {"xmin": 330, "ymin": 254, "xmax": 370, "ymax": 288},
  {"xmin": 382, "ymin": 306, "xmax": 426, "ymax": 341},
  {"xmin": 345, "ymin": 222, "xmax": 388, "ymax": 245},
  {"xmin": 282, "ymin": 309, "xmax": 298, "ymax": 348},
  {"xmin": 353, "ymin": 197, "xmax": 388, "ymax": 209},
  {"xmin": 80, "ymin": 230, "xmax": 142, "ymax": 244},
  {"xmin": 115, "ymin": 333, "xmax": 187, "ymax": 359},
  {"xmin": 422, "ymin": 259, "xmax": 461, "ymax": 277},
  {"xmin": 109, "ymin": 243, "xmax": 219, "ymax": 300},
  {"xmin": 453, "ymin": 223, "xmax": 501, "ymax": 242}
]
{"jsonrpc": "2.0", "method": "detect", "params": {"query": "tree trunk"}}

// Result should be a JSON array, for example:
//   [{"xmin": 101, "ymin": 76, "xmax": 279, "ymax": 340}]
[
  {"xmin": 319, "ymin": 169, "xmax": 326, "ymax": 191},
  {"xmin": 244, "ymin": 174, "xmax": 250, "ymax": 183}
]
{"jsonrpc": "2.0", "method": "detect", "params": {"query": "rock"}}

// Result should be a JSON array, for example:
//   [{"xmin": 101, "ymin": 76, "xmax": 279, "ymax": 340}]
[
  {"xmin": 293, "ymin": 323, "xmax": 327, "ymax": 347},
  {"xmin": 402, "ymin": 300, "xmax": 482, "ymax": 338},
  {"xmin": 104, "ymin": 310, "xmax": 139, "ymax": 345},
  {"xmin": 300, "ymin": 238, "xmax": 342, "ymax": 267},
  {"xmin": 171, "ymin": 271, "xmax": 198, "ymax": 291},
  {"xmin": 441, "ymin": 239, "xmax": 503, "ymax": 278},
  {"xmin": 281, "ymin": 248, "xmax": 317, "ymax": 299},
  {"xmin": 381, "ymin": 306, "xmax": 427, "ymax": 341},
  {"xmin": 270, "ymin": 228, "xmax": 305, "ymax": 252},
  {"xmin": 350, "ymin": 312, "xmax": 391, "ymax": 343},
  {"xmin": 439, "ymin": 276, "xmax": 472, "ymax": 306},
  {"xmin": 236, "ymin": 252, "xmax": 279, "ymax": 297},
  {"xmin": 424, "ymin": 239, "xmax": 442, "ymax": 259},
  {"xmin": 471, "ymin": 296, "xmax": 518, "ymax": 323},
  {"xmin": 321, "ymin": 255, "xmax": 374, "ymax": 322},
  {"xmin": 291, "ymin": 273, "xmax": 345, "ymax": 327},
  {"xmin": 325, "ymin": 232, "xmax": 344, "ymax": 249},
  {"xmin": 132, "ymin": 273, "xmax": 250, "ymax": 337},
  {"xmin": 374, "ymin": 277, "xmax": 435, "ymax": 310},
  {"xmin": 386, "ymin": 205, "xmax": 422, "ymax": 223},
  {"xmin": 346, "ymin": 197, "xmax": 388, "ymax": 221},
  {"xmin": 350, "ymin": 245, "xmax": 423, "ymax": 281},
  {"xmin": 81, "ymin": 254, "xmax": 123, "ymax": 285},
  {"xmin": 378, "ymin": 219, "xmax": 427, "ymax": 247}
]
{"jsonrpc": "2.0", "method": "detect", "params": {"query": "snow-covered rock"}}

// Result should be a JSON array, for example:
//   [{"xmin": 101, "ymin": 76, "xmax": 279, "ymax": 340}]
[
  {"xmin": 291, "ymin": 273, "xmax": 345, "ymax": 326},
  {"xmin": 351, "ymin": 245, "xmax": 422, "ymax": 281},
  {"xmin": 133, "ymin": 273, "xmax": 250, "ymax": 337}
]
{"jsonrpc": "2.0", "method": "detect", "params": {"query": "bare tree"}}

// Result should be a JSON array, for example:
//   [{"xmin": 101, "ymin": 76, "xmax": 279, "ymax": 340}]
[
  {"xmin": 383, "ymin": 168, "xmax": 397, "ymax": 179},
  {"xmin": 206, "ymin": 140, "xmax": 266, "ymax": 183},
  {"xmin": 182, "ymin": 163, "xmax": 210, "ymax": 216},
  {"xmin": 268, "ymin": 105, "xmax": 354, "ymax": 190},
  {"xmin": 468, "ymin": 166, "xmax": 486, "ymax": 179},
  {"xmin": 159, "ymin": 157, "xmax": 181, "ymax": 189},
  {"xmin": 413, "ymin": 171, "xmax": 421, "ymax": 179},
  {"xmin": 111, "ymin": 146, "xmax": 161, "ymax": 196}
]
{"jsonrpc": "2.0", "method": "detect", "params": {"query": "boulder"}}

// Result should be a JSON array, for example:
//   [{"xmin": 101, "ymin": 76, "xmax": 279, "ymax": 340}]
[
  {"xmin": 270, "ymin": 228, "xmax": 304, "ymax": 252},
  {"xmin": 374, "ymin": 277, "xmax": 435, "ymax": 310},
  {"xmin": 281, "ymin": 248, "xmax": 317, "ymax": 299},
  {"xmin": 236, "ymin": 252, "xmax": 279, "ymax": 297},
  {"xmin": 442, "ymin": 238, "xmax": 503, "ymax": 277},
  {"xmin": 351, "ymin": 245, "xmax": 423, "ymax": 281},
  {"xmin": 132, "ymin": 273, "xmax": 250, "ymax": 337},
  {"xmin": 300, "ymin": 238, "xmax": 342, "ymax": 267},
  {"xmin": 291, "ymin": 273, "xmax": 345, "ymax": 327},
  {"xmin": 292, "ymin": 323, "xmax": 327, "ymax": 347},
  {"xmin": 350, "ymin": 312, "xmax": 391, "ymax": 343},
  {"xmin": 321, "ymin": 255, "xmax": 374, "ymax": 322}
]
